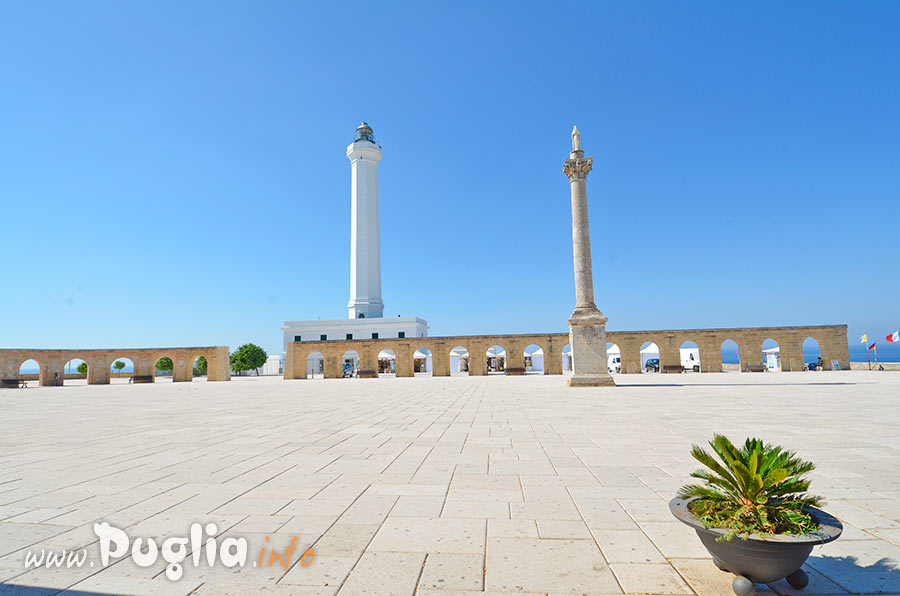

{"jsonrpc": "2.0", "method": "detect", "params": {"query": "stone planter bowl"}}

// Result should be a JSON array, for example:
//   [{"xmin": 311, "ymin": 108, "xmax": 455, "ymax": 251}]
[{"xmin": 670, "ymin": 497, "xmax": 842, "ymax": 595}]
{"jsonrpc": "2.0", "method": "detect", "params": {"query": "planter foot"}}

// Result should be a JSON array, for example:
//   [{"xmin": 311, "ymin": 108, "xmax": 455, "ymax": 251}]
[
  {"xmin": 733, "ymin": 575, "xmax": 756, "ymax": 596},
  {"xmin": 787, "ymin": 568, "xmax": 809, "ymax": 589}
]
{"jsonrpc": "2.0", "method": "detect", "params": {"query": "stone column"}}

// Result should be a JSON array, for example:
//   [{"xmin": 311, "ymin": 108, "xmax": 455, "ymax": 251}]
[
  {"xmin": 395, "ymin": 344, "xmax": 414, "ymax": 377},
  {"xmin": 468, "ymin": 341, "xmax": 488, "ymax": 376},
  {"xmin": 87, "ymin": 357, "xmax": 110, "ymax": 385},
  {"xmin": 173, "ymin": 353, "xmax": 192, "ymax": 382},
  {"xmin": 564, "ymin": 126, "xmax": 615, "ymax": 387},
  {"xmin": 41, "ymin": 356, "xmax": 65, "ymax": 386},
  {"xmin": 206, "ymin": 347, "xmax": 232, "ymax": 382},
  {"xmin": 544, "ymin": 339, "xmax": 562, "ymax": 375},
  {"xmin": 284, "ymin": 343, "xmax": 296, "ymax": 379},
  {"xmin": 431, "ymin": 342, "xmax": 450, "ymax": 377}
]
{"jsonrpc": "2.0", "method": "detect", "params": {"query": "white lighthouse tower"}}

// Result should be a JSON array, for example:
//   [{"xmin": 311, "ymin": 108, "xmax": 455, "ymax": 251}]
[
  {"xmin": 347, "ymin": 122, "xmax": 384, "ymax": 319},
  {"xmin": 282, "ymin": 122, "xmax": 428, "ymax": 355}
]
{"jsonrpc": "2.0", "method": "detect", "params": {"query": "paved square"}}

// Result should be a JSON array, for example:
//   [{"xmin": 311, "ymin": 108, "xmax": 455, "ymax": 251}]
[{"xmin": 1, "ymin": 371, "xmax": 899, "ymax": 595}]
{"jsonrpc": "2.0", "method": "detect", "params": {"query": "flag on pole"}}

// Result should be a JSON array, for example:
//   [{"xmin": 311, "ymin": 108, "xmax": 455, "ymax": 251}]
[
  {"xmin": 869, "ymin": 342, "xmax": 877, "ymax": 350},
  {"xmin": 860, "ymin": 334, "xmax": 868, "ymax": 344},
  {"xmin": 888, "ymin": 331, "xmax": 899, "ymax": 343}
]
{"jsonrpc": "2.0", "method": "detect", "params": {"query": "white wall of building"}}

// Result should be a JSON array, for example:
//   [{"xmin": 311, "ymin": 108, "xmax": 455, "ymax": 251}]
[
  {"xmin": 282, "ymin": 317, "xmax": 429, "ymax": 352},
  {"xmin": 233, "ymin": 354, "xmax": 282, "ymax": 376}
]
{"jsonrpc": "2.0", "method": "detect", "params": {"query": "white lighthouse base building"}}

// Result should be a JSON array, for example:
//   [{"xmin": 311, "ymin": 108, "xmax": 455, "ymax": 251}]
[{"xmin": 282, "ymin": 317, "xmax": 428, "ymax": 353}]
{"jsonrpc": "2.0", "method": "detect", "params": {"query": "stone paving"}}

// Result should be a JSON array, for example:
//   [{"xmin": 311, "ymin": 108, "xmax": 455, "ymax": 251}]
[{"xmin": 1, "ymin": 371, "xmax": 899, "ymax": 596}]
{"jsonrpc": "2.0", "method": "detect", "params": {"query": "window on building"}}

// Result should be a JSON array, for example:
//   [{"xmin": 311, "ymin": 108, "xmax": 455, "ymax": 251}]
[
  {"xmin": 320, "ymin": 334, "xmax": 327, "ymax": 341},
  {"xmin": 372, "ymin": 332, "xmax": 379, "ymax": 339},
  {"xmin": 294, "ymin": 335, "xmax": 301, "ymax": 342},
  {"xmin": 346, "ymin": 333, "xmax": 353, "ymax": 340},
  {"xmin": 398, "ymin": 331, "xmax": 405, "ymax": 338}
]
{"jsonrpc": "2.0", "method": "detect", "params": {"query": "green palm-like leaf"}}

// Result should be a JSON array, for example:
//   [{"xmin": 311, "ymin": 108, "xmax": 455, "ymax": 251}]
[
  {"xmin": 690, "ymin": 445, "xmax": 741, "ymax": 491},
  {"xmin": 678, "ymin": 434, "xmax": 824, "ymax": 540}
]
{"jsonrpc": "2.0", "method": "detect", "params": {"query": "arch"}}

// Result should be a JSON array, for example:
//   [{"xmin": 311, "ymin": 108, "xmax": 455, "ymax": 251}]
[
  {"xmin": 803, "ymin": 337, "xmax": 823, "ymax": 371},
  {"xmin": 154, "ymin": 355, "xmax": 175, "ymax": 381},
  {"xmin": 306, "ymin": 351, "xmax": 324, "ymax": 379},
  {"xmin": 606, "ymin": 342, "xmax": 621, "ymax": 373},
  {"xmin": 721, "ymin": 339, "xmax": 741, "ymax": 372},
  {"xmin": 341, "ymin": 350, "xmax": 360, "ymax": 378},
  {"xmin": 378, "ymin": 348, "xmax": 397, "ymax": 376},
  {"xmin": 449, "ymin": 346, "xmax": 469, "ymax": 375},
  {"xmin": 18, "ymin": 358, "xmax": 40, "ymax": 387},
  {"xmin": 109, "ymin": 357, "xmax": 135, "ymax": 384},
  {"xmin": 414, "ymin": 347, "xmax": 432, "ymax": 376},
  {"xmin": 523, "ymin": 344, "xmax": 544, "ymax": 374},
  {"xmin": 640, "ymin": 341, "xmax": 660, "ymax": 373},
  {"xmin": 680, "ymin": 340, "xmax": 700, "ymax": 373},
  {"xmin": 63, "ymin": 357, "xmax": 88, "ymax": 386},
  {"xmin": 562, "ymin": 343, "xmax": 573, "ymax": 373},
  {"xmin": 486, "ymin": 345, "xmax": 506, "ymax": 374},
  {"xmin": 188, "ymin": 355, "xmax": 207, "ymax": 381},
  {"xmin": 762, "ymin": 338, "xmax": 781, "ymax": 371}
]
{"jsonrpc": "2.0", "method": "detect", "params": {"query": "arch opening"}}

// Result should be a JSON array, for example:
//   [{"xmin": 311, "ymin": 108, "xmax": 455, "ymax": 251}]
[
  {"xmin": 449, "ymin": 346, "xmax": 469, "ymax": 375},
  {"xmin": 721, "ymin": 339, "xmax": 740, "ymax": 372},
  {"xmin": 562, "ymin": 343, "xmax": 572, "ymax": 373},
  {"xmin": 378, "ymin": 349, "xmax": 397, "ymax": 376},
  {"xmin": 640, "ymin": 342, "xmax": 660, "ymax": 373},
  {"xmin": 762, "ymin": 338, "xmax": 781, "ymax": 372},
  {"xmin": 154, "ymin": 356, "xmax": 175, "ymax": 382},
  {"xmin": 18, "ymin": 359, "xmax": 40, "ymax": 387},
  {"xmin": 486, "ymin": 345, "xmax": 506, "ymax": 374},
  {"xmin": 341, "ymin": 350, "xmax": 360, "ymax": 378},
  {"xmin": 524, "ymin": 344, "xmax": 544, "ymax": 374},
  {"xmin": 190, "ymin": 356, "xmax": 207, "ymax": 382},
  {"xmin": 803, "ymin": 337, "xmax": 823, "ymax": 371},
  {"xmin": 63, "ymin": 358, "xmax": 88, "ymax": 386},
  {"xmin": 414, "ymin": 347, "xmax": 432, "ymax": 376},
  {"xmin": 110, "ymin": 357, "xmax": 135, "ymax": 384},
  {"xmin": 680, "ymin": 340, "xmax": 700, "ymax": 372},
  {"xmin": 606, "ymin": 342, "xmax": 621, "ymax": 373},
  {"xmin": 307, "ymin": 351, "xmax": 324, "ymax": 379}
]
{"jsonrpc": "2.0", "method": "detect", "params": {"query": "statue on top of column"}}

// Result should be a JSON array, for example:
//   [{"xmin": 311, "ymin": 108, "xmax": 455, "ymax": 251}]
[{"xmin": 571, "ymin": 125, "xmax": 581, "ymax": 152}]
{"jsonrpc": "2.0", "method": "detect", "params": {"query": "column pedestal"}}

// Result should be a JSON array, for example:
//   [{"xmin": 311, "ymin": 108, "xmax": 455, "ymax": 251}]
[{"xmin": 567, "ymin": 311, "xmax": 616, "ymax": 387}]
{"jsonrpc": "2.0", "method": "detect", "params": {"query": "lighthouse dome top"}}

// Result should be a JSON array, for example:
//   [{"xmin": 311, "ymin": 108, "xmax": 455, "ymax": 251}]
[{"xmin": 354, "ymin": 122, "xmax": 376, "ymax": 143}]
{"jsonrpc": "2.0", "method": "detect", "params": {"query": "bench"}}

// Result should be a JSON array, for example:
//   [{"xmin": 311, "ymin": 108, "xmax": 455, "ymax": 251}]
[
  {"xmin": 130, "ymin": 375, "xmax": 154, "ymax": 384},
  {"xmin": 745, "ymin": 364, "xmax": 767, "ymax": 372},
  {"xmin": 662, "ymin": 365, "xmax": 684, "ymax": 374},
  {"xmin": 1, "ymin": 378, "xmax": 26, "ymax": 388}
]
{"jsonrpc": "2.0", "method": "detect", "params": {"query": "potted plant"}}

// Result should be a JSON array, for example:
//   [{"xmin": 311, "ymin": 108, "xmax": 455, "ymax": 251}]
[{"xmin": 669, "ymin": 435, "xmax": 842, "ymax": 596}]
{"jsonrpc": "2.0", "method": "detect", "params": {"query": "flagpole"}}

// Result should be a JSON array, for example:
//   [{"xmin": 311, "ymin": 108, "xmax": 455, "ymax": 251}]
[{"xmin": 866, "ymin": 338, "xmax": 871, "ymax": 370}]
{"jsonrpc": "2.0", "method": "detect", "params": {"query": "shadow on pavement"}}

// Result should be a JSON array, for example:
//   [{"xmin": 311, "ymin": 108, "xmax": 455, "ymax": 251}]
[{"xmin": 804, "ymin": 554, "xmax": 900, "ymax": 594}]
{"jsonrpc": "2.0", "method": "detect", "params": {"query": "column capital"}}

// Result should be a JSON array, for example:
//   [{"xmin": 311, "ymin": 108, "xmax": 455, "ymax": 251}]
[{"xmin": 563, "ymin": 156, "xmax": 593, "ymax": 181}]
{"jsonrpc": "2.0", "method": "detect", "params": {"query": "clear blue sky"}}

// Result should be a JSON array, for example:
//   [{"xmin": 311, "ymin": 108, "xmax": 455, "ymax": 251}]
[{"xmin": 2, "ymin": 1, "xmax": 898, "ymax": 359}]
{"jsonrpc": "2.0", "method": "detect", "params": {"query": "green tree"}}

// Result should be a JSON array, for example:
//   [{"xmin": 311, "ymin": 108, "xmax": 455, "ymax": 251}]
[
  {"xmin": 76, "ymin": 362, "xmax": 88, "ymax": 375},
  {"xmin": 113, "ymin": 360, "xmax": 126, "ymax": 374},
  {"xmin": 194, "ymin": 356, "xmax": 208, "ymax": 375},
  {"xmin": 156, "ymin": 357, "xmax": 173, "ymax": 372},
  {"xmin": 230, "ymin": 343, "xmax": 267, "ymax": 376}
]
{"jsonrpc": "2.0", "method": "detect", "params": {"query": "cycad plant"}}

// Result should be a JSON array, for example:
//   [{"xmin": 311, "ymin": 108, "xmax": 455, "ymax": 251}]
[{"xmin": 678, "ymin": 434, "xmax": 823, "ymax": 540}]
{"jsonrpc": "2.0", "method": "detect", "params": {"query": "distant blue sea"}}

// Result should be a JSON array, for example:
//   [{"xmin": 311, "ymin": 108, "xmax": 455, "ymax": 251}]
[{"xmin": 719, "ymin": 344, "xmax": 899, "ymax": 364}]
